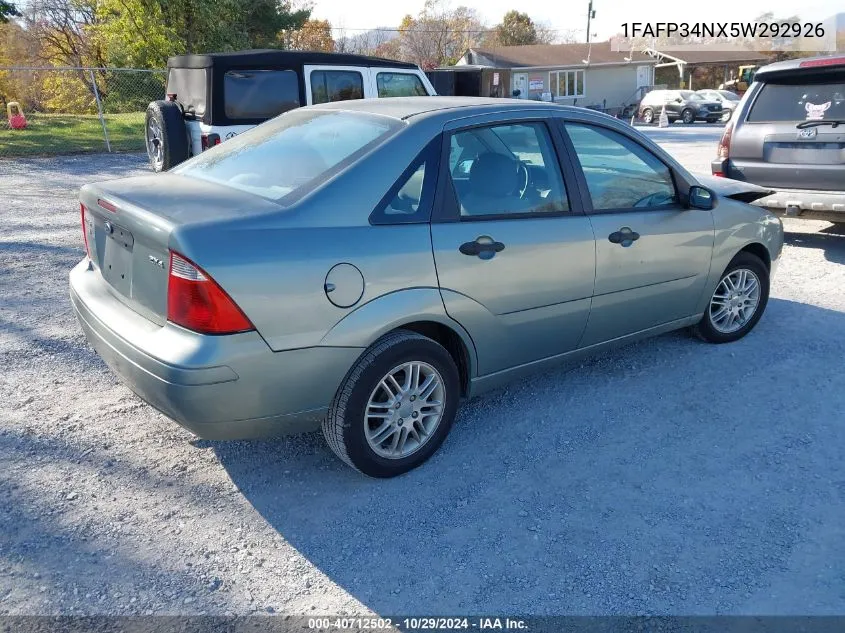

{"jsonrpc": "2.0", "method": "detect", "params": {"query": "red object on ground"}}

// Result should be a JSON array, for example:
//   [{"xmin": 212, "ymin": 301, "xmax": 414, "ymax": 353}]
[{"xmin": 7, "ymin": 102, "xmax": 27, "ymax": 129}]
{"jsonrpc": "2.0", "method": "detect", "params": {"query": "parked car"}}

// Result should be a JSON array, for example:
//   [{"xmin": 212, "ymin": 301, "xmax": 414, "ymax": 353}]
[
  {"xmin": 639, "ymin": 89, "xmax": 723, "ymax": 124},
  {"xmin": 696, "ymin": 89, "xmax": 741, "ymax": 122},
  {"xmin": 73, "ymin": 97, "xmax": 783, "ymax": 477},
  {"xmin": 145, "ymin": 50, "xmax": 436, "ymax": 172},
  {"xmin": 711, "ymin": 54, "xmax": 845, "ymax": 224}
]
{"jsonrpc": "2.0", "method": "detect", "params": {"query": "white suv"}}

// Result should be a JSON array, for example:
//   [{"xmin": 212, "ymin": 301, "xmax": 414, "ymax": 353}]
[{"xmin": 145, "ymin": 50, "xmax": 436, "ymax": 172}]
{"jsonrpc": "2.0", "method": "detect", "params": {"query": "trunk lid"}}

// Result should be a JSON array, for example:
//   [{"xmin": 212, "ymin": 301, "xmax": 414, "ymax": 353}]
[{"xmin": 80, "ymin": 174, "xmax": 281, "ymax": 325}]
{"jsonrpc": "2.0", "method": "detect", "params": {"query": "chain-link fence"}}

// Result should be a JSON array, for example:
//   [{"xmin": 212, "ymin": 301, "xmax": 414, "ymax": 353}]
[{"xmin": 0, "ymin": 67, "xmax": 165, "ymax": 158}]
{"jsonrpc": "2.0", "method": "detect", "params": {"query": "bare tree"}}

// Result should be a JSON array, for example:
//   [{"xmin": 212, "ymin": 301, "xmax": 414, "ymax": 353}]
[
  {"xmin": 397, "ymin": 0, "xmax": 485, "ymax": 68},
  {"xmin": 339, "ymin": 28, "xmax": 397, "ymax": 56}
]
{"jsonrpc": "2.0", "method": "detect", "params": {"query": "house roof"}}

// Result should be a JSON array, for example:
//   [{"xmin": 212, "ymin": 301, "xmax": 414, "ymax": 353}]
[
  {"xmin": 465, "ymin": 41, "xmax": 656, "ymax": 68},
  {"xmin": 648, "ymin": 48, "xmax": 769, "ymax": 65}
]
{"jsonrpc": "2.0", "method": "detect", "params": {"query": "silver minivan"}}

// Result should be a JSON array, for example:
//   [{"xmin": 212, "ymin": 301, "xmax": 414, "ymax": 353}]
[{"xmin": 711, "ymin": 55, "xmax": 845, "ymax": 224}]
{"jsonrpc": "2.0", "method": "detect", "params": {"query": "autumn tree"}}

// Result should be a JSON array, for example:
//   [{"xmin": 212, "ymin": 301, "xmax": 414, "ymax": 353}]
[
  {"xmin": 288, "ymin": 19, "xmax": 335, "ymax": 52},
  {"xmin": 493, "ymin": 11, "xmax": 537, "ymax": 46}
]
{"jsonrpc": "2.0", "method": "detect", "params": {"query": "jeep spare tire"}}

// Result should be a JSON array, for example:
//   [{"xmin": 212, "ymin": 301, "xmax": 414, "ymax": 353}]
[{"xmin": 145, "ymin": 100, "xmax": 190, "ymax": 172}]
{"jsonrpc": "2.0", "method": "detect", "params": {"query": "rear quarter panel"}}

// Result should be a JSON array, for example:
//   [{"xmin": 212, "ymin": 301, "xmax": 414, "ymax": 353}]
[{"xmin": 169, "ymin": 122, "xmax": 449, "ymax": 353}]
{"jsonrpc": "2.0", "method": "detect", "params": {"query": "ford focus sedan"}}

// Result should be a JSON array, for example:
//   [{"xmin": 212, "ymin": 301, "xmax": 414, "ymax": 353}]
[{"xmin": 70, "ymin": 97, "xmax": 784, "ymax": 477}]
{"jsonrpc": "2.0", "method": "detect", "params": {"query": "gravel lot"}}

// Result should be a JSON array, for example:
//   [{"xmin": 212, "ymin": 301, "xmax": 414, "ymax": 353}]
[{"xmin": 2, "ymin": 127, "xmax": 845, "ymax": 617}]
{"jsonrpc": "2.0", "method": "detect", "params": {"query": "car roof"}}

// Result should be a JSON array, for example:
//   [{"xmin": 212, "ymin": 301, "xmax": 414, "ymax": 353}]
[
  {"xmin": 755, "ymin": 54, "xmax": 845, "ymax": 80},
  {"xmin": 168, "ymin": 49, "xmax": 419, "ymax": 70},
  {"xmin": 310, "ymin": 96, "xmax": 572, "ymax": 122}
]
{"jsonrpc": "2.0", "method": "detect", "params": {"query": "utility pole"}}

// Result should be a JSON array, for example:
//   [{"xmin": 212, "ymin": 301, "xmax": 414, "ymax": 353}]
[{"xmin": 586, "ymin": 0, "xmax": 596, "ymax": 43}]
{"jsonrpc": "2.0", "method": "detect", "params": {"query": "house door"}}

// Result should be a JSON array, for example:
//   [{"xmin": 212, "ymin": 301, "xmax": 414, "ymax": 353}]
[
  {"xmin": 636, "ymin": 65, "xmax": 650, "ymax": 88},
  {"xmin": 512, "ymin": 73, "xmax": 528, "ymax": 99}
]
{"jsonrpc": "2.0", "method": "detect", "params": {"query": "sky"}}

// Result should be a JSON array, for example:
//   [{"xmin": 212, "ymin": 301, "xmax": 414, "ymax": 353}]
[{"xmin": 310, "ymin": 0, "xmax": 843, "ymax": 43}]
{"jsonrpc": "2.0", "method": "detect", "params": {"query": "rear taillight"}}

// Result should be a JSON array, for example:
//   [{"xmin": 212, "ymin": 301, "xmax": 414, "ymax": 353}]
[
  {"xmin": 717, "ymin": 121, "xmax": 733, "ymax": 161},
  {"xmin": 799, "ymin": 56, "xmax": 845, "ymax": 68},
  {"xmin": 97, "ymin": 198, "xmax": 117, "ymax": 213},
  {"xmin": 167, "ymin": 252, "xmax": 254, "ymax": 335},
  {"xmin": 80, "ymin": 203, "xmax": 91, "ymax": 259},
  {"xmin": 200, "ymin": 133, "xmax": 221, "ymax": 151}
]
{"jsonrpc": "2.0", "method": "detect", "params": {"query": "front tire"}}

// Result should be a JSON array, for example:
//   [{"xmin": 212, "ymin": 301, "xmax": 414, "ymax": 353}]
[
  {"xmin": 693, "ymin": 252, "xmax": 770, "ymax": 344},
  {"xmin": 641, "ymin": 108, "xmax": 654, "ymax": 124},
  {"xmin": 721, "ymin": 109, "xmax": 733, "ymax": 123},
  {"xmin": 681, "ymin": 108, "xmax": 695, "ymax": 124},
  {"xmin": 322, "ymin": 330, "xmax": 460, "ymax": 477}
]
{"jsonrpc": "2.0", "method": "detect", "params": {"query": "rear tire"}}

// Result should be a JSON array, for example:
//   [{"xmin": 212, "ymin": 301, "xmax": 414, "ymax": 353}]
[
  {"xmin": 322, "ymin": 330, "xmax": 460, "ymax": 478},
  {"xmin": 681, "ymin": 108, "xmax": 695, "ymax": 124},
  {"xmin": 692, "ymin": 252, "xmax": 769, "ymax": 344},
  {"xmin": 145, "ymin": 100, "xmax": 189, "ymax": 172},
  {"xmin": 641, "ymin": 108, "xmax": 654, "ymax": 124}
]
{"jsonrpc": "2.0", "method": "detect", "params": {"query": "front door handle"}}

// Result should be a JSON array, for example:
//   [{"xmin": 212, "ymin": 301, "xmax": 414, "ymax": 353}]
[
  {"xmin": 459, "ymin": 237, "xmax": 505, "ymax": 258},
  {"xmin": 608, "ymin": 227, "xmax": 640, "ymax": 247}
]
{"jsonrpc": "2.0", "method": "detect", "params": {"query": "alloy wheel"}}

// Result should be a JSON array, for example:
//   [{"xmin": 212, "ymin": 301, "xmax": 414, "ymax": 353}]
[
  {"xmin": 364, "ymin": 361, "xmax": 445, "ymax": 459},
  {"xmin": 709, "ymin": 268, "xmax": 761, "ymax": 334}
]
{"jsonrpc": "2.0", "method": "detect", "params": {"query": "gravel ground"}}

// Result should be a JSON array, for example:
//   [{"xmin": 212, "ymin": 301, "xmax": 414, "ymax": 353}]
[{"xmin": 2, "ymin": 131, "xmax": 845, "ymax": 617}]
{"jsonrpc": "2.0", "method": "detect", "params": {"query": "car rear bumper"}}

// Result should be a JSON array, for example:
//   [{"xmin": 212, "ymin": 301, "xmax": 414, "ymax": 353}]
[
  {"xmin": 69, "ymin": 260, "xmax": 363, "ymax": 439},
  {"xmin": 751, "ymin": 189, "xmax": 845, "ymax": 215},
  {"xmin": 712, "ymin": 161, "xmax": 845, "ymax": 220}
]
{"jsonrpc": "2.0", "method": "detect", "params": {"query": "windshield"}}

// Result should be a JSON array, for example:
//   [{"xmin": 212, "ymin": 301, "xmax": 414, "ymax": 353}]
[
  {"xmin": 747, "ymin": 76, "xmax": 845, "ymax": 122},
  {"xmin": 175, "ymin": 109, "xmax": 403, "ymax": 201},
  {"xmin": 680, "ymin": 91, "xmax": 704, "ymax": 101},
  {"xmin": 718, "ymin": 90, "xmax": 740, "ymax": 101}
]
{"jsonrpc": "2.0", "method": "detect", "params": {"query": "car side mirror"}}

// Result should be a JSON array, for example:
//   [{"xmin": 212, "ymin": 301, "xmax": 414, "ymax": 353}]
[{"xmin": 688, "ymin": 185, "xmax": 715, "ymax": 210}]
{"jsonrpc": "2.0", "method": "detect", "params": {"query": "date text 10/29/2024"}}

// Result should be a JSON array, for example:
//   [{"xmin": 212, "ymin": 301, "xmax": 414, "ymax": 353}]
[{"xmin": 308, "ymin": 617, "xmax": 529, "ymax": 631}]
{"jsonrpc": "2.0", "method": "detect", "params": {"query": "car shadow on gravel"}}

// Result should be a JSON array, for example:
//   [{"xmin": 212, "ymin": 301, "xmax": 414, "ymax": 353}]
[
  {"xmin": 215, "ymin": 298, "xmax": 845, "ymax": 615},
  {"xmin": 0, "ymin": 430, "xmax": 233, "ymax": 614},
  {"xmin": 784, "ymin": 228, "xmax": 845, "ymax": 265}
]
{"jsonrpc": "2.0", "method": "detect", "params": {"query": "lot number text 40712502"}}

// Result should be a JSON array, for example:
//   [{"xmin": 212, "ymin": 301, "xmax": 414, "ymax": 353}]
[{"xmin": 307, "ymin": 617, "xmax": 529, "ymax": 630}]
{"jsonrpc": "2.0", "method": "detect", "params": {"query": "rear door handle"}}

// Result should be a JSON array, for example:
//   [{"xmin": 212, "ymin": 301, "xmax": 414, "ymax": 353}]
[
  {"xmin": 459, "ymin": 238, "xmax": 505, "ymax": 257},
  {"xmin": 608, "ymin": 227, "xmax": 640, "ymax": 247}
]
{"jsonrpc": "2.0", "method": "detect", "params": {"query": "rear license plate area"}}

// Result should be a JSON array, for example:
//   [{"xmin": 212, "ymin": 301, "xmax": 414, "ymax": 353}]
[{"xmin": 101, "ymin": 222, "xmax": 134, "ymax": 296}]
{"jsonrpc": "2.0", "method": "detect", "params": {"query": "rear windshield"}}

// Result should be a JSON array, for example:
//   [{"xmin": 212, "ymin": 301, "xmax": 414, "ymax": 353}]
[
  {"xmin": 224, "ymin": 70, "xmax": 301, "ymax": 119},
  {"xmin": 175, "ymin": 109, "xmax": 402, "ymax": 202},
  {"xmin": 167, "ymin": 68, "xmax": 207, "ymax": 117},
  {"xmin": 747, "ymin": 76, "xmax": 845, "ymax": 122}
]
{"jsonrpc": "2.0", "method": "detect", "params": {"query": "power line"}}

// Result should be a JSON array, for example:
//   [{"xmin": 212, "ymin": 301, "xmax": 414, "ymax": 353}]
[{"xmin": 322, "ymin": 25, "xmax": 585, "ymax": 34}]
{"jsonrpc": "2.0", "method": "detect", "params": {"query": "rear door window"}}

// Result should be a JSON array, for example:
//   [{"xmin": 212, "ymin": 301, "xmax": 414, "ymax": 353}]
[
  {"xmin": 747, "ymin": 77, "xmax": 845, "ymax": 122},
  {"xmin": 310, "ymin": 70, "xmax": 365, "ymax": 104},
  {"xmin": 376, "ymin": 72, "xmax": 428, "ymax": 97},
  {"xmin": 224, "ymin": 70, "xmax": 300, "ymax": 119},
  {"xmin": 448, "ymin": 122, "xmax": 569, "ymax": 218}
]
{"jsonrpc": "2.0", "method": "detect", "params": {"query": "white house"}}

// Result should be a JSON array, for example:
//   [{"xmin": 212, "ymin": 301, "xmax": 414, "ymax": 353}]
[{"xmin": 457, "ymin": 41, "xmax": 659, "ymax": 113}]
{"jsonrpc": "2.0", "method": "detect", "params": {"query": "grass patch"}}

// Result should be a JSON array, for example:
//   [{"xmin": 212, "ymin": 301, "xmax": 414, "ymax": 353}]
[{"xmin": 0, "ymin": 112, "xmax": 147, "ymax": 157}]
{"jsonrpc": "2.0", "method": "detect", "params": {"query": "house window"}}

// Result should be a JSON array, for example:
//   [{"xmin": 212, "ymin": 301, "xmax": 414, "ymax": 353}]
[{"xmin": 550, "ymin": 70, "xmax": 585, "ymax": 98}]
